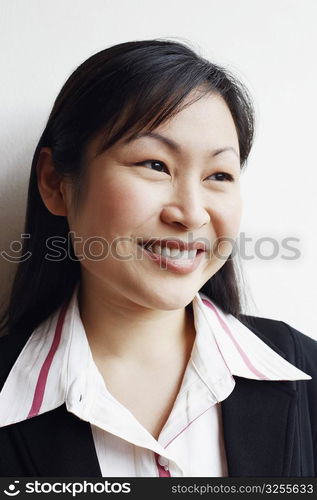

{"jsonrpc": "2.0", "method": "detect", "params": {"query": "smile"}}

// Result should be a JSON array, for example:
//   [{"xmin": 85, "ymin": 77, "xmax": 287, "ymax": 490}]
[
  {"xmin": 138, "ymin": 242, "xmax": 206, "ymax": 274},
  {"xmin": 143, "ymin": 244, "xmax": 198, "ymax": 259}
]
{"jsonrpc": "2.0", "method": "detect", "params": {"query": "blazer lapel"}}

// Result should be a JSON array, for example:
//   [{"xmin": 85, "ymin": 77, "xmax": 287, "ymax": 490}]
[
  {"xmin": 8, "ymin": 381, "xmax": 300, "ymax": 477},
  {"xmin": 12, "ymin": 404, "xmax": 102, "ymax": 477},
  {"xmin": 221, "ymin": 376, "xmax": 299, "ymax": 476}
]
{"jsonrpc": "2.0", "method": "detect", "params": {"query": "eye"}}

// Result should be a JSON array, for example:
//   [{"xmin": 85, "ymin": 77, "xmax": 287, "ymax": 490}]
[
  {"xmin": 135, "ymin": 160, "xmax": 169, "ymax": 174},
  {"xmin": 134, "ymin": 161, "xmax": 235, "ymax": 182},
  {"xmin": 206, "ymin": 172, "xmax": 235, "ymax": 182}
]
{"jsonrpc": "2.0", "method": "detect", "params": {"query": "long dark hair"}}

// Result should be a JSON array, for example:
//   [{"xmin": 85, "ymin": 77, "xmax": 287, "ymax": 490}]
[{"xmin": 0, "ymin": 38, "xmax": 255, "ymax": 337}]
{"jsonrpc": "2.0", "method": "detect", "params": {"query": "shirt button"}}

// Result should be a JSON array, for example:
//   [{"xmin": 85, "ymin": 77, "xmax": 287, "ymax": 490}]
[{"xmin": 158, "ymin": 456, "xmax": 169, "ymax": 470}]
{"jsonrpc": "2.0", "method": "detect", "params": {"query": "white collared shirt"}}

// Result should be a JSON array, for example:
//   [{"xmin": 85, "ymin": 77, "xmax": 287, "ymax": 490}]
[{"xmin": 0, "ymin": 284, "xmax": 311, "ymax": 477}]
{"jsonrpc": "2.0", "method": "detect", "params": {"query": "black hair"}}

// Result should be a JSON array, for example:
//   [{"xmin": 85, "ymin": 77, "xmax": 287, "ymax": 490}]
[{"xmin": 0, "ymin": 38, "xmax": 255, "ymax": 337}]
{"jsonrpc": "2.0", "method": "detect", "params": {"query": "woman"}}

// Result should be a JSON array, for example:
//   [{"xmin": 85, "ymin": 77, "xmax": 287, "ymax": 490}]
[{"xmin": 0, "ymin": 39, "xmax": 316, "ymax": 477}]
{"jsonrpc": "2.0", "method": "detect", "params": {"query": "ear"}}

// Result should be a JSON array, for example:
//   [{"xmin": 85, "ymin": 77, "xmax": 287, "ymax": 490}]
[{"xmin": 36, "ymin": 147, "xmax": 71, "ymax": 216}]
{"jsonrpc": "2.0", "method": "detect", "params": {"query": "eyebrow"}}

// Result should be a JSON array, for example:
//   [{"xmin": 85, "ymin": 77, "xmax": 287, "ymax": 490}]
[{"xmin": 124, "ymin": 131, "xmax": 239, "ymax": 159}]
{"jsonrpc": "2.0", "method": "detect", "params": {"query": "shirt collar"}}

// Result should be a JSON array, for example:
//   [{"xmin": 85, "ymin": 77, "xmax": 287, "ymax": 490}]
[
  {"xmin": 193, "ymin": 291, "xmax": 311, "ymax": 382},
  {"xmin": 0, "ymin": 285, "xmax": 311, "ymax": 430}
]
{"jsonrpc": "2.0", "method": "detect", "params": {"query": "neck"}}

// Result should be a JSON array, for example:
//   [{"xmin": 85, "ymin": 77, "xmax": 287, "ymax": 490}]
[{"xmin": 77, "ymin": 276, "xmax": 196, "ymax": 367}]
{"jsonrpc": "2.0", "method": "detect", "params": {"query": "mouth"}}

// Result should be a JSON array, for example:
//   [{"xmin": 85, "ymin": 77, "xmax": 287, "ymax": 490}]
[
  {"xmin": 137, "ymin": 238, "xmax": 207, "ymax": 260},
  {"xmin": 138, "ymin": 242, "xmax": 205, "ymax": 260},
  {"xmin": 138, "ymin": 244, "xmax": 204, "ymax": 260},
  {"xmin": 136, "ymin": 238, "xmax": 207, "ymax": 274}
]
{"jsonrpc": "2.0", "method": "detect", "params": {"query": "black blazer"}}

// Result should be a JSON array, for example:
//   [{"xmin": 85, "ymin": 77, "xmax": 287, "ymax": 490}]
[{"xmin": 0, "ymin": 315, "xmax": 316, "ymax": 477}]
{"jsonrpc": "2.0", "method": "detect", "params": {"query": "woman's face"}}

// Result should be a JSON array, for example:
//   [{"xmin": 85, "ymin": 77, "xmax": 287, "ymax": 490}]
[{"xmin": 65, "ymin": 91, "xmax": 242, "ymax": 310}]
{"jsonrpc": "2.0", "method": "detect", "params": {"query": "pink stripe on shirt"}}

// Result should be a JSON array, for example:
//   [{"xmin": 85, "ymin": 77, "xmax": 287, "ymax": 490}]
[
  {"xmin": 202, "ymin": 298, "xmax": 269, "ymax": 380},
  {"xmin": 27, "ymin": 300, "xmax": 69, "ymax": 418}
]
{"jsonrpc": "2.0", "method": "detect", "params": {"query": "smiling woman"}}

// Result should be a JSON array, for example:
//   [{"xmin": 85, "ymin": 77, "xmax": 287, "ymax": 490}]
[{"xmin": 0, "ymin": 39, "xmax": 316, "ymax": 478}]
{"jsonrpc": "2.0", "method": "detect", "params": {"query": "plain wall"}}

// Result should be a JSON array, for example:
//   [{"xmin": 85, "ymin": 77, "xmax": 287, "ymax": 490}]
[{"xmin": 0, "ymin": 0, "xmax": 316, "ymax": 339}]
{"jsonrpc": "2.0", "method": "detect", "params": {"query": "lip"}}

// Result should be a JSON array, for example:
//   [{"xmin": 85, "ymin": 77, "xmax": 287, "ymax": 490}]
[{"xmin": 139, "ymin": 244, "xmax": 206, "ymax": 274}]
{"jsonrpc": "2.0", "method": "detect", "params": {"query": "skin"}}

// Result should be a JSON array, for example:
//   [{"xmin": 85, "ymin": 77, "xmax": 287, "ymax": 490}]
[{"xmin": 37, "ymin": 90, "xmax": 242, "ymax": 436}]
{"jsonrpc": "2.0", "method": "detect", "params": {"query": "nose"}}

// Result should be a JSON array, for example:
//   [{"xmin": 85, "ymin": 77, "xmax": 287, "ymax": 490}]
[{"xmin": 160, "ymin": 184, "xmax": 210, "ymax": 230}]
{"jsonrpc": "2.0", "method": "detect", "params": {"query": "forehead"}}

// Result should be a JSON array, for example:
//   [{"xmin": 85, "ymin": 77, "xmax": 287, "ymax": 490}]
[
  {"xmin": 134, "ymin": 94, "xmax": 238, "ymax": 149},
  {"xmin": 86, "ymin": 91, "xmax": 238, "ymax": 162}
]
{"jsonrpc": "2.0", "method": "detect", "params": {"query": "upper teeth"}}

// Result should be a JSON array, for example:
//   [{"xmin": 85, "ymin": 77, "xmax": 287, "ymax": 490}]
[{"xmin": 145, "ymin": 244, "xmax": 197, "ymax": 259}]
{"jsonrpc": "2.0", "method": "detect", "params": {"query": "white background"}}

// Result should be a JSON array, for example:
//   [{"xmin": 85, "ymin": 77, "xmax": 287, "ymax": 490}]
[{"xmin": 0, "ymin": 0, "xmax": 316, "ymax": 339}]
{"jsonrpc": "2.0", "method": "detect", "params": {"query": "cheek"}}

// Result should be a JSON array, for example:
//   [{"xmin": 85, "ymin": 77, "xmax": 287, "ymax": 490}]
[
  {"xmin": 211, "ymin": 192, "xmax": 242, "ymax": 237},
  {"xmin": 208, "ymin": 193, "xmax": 242, "ymax": 261},
  {"xmin": 77, "ymin": 177, "xmax": 155, "ymax": 239}
]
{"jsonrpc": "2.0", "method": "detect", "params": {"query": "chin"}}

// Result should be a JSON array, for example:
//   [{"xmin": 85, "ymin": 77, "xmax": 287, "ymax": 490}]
[{"xmin": 142, "ymin": 288, "xmax": 198, "ymax": 311}]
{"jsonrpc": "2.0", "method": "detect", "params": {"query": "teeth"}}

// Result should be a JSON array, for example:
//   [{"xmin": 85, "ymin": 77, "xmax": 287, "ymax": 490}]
[
  {"xmin": 145, "ymin": 244, "xmax": 197, "ymax": 259},
  {"xmin": 169, "ymin": 248, "xmax": 179, "ymax": 257},
  {"xmin": 153, "ymin": 244, "xmax": 162, "ymax": 255}
]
